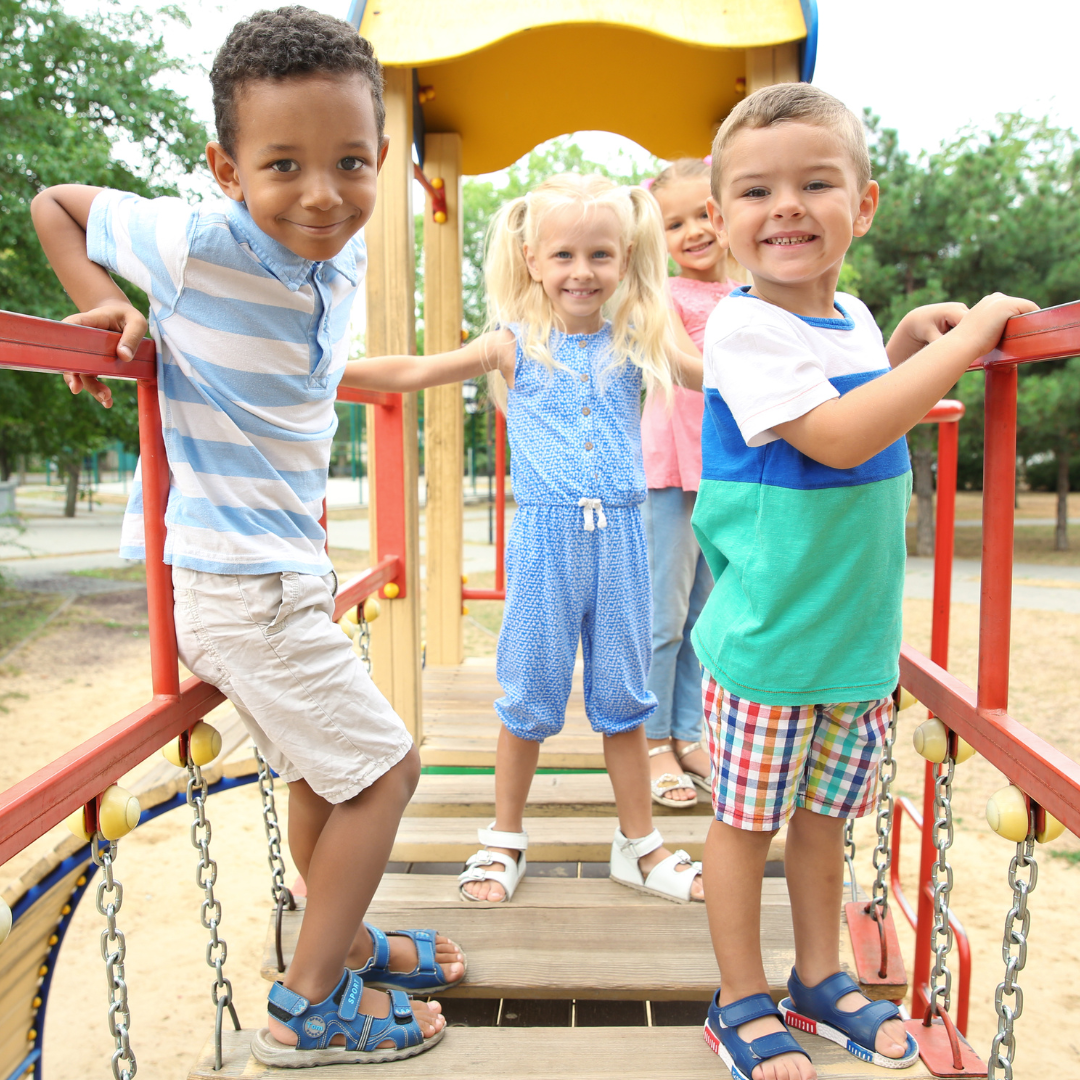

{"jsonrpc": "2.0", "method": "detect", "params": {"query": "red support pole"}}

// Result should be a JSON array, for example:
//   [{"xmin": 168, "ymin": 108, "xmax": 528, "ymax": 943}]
[
  {"xmin": 137, "ymin": 378, "xmax": 179, "ymax": 700},
  {"xmin": 495, "ymin": 409, "xmax": 506, "ymax": 593},
  {"xmin": 931, "ymin": 417, "xmax": 960, "ymax": 671},
  {"xmin": 978, "ymin": 365, "xmax": 1018, "ymax": 714},
  {"xmin": 371, "ymin": 397, "xmax": 408, "ymax": 599}
]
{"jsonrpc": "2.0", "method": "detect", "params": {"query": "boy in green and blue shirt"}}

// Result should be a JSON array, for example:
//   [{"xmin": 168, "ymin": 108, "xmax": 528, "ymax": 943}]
[{"xmin": 695, "ymin": 83, "xmax": 1035, "ymax": 1080}]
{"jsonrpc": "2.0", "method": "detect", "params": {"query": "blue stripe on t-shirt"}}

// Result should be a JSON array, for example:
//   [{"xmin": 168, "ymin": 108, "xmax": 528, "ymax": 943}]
[{"xmin": 701, "ymin": 370, "xmax": 910, "ymax": 489}]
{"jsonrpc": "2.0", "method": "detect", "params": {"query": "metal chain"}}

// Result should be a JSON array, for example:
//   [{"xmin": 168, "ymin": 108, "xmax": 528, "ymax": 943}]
[
  {"xmin": 186, "ymin": 758, "xmax": 240, "ymax": 1070},
  {"xmin": 928, "ymin": 752, "xmax": 957, "ymax": 1018},
  {"xmin": 988, "ymin": 830, "xmax": 1038, "ymax": 1079},
  {"xmin": 254, "ymin": 744, "xmax": 296, "ymax": 974},
  {"xmin": 843, "ymin": 820, "xmax": 858, "ymax": 904},
  {"xmin": 356, "ymin": 606, "xmax": 372, "ymax": 673},
  {"xmin": 92, "ymin": 840, "xmax": 136, "ymax": 1080},
  {"xmin": 255, "ymin": 746, "xmax": 292, "ymax": 907},
  {"xmin": 869, "ymin": 705, "xmax": 899, "ymax": 921}
]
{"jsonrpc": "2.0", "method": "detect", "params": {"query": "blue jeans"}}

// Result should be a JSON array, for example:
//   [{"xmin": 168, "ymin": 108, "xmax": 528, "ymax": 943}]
[{"xmin": 642, "ymin": 487, "xmax": 713, "ymax": 743}]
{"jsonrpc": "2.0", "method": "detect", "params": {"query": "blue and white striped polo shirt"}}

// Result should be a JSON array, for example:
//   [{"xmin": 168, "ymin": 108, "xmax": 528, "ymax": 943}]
[{"xmin": 87, "ymin": 191, "xmax": 366, "ymax": 575}]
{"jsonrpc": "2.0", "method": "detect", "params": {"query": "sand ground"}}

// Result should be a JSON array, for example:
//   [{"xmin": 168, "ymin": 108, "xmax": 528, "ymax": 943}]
[{"xmin": 1, "ymin": 570, "xmax": 1078, "ymax": 1078}]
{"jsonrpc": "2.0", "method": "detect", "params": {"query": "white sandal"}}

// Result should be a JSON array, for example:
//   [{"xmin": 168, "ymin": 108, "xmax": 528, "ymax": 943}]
[
  {"xmin": 457, "ymin": 822, "xmax": 528, "ymax": 903},
  {"xmin": 648, "ymin": 744, "xmax": 698, "ymax": 808},
  {"xmin": 610, "ymin": 827, "xmax": 702, "ymax": 904},
  {"xmin": 674, "ymin": 739, "xmax": 712, "ymax": 793}
]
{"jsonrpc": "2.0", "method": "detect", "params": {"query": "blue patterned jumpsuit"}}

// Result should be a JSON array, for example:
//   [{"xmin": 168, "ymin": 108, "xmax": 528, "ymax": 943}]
[{"xmin": 495, "ymin": 323, "xmax": 657, "ymax": 740}]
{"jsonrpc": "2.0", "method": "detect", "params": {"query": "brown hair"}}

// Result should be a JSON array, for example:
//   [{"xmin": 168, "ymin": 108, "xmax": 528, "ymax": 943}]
[
  {"xmin": 710, "ymin": 83, "xmax": 871, "ymax": 197},
  {"xmin": 649, "ymin": 157, "xmax": 711, "ymax": 198}
]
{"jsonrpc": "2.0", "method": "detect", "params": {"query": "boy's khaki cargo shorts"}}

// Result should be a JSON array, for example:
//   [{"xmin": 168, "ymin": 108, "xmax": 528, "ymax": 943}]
[{"xmin": 173, "ymin": 566, "xmax": 413, "ymax": 804}]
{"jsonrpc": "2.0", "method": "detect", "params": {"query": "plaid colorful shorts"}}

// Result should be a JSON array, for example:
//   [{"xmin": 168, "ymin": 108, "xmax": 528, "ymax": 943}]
[{"xmin": 702, "ymin": 673, "xmax": 892, "ymax": 831}]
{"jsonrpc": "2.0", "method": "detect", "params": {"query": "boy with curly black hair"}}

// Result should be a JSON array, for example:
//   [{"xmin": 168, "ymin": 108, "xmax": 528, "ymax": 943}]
[{"xmin": 32, "ymin": 6, "xmax": 462, "ymax": 1067}]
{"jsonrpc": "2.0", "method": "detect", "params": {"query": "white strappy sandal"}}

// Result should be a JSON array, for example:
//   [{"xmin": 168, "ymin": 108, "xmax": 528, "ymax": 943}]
[
  {"xmin": 648, "ymin": 743, "xmax": 698, "ymax": 808},
  {"xmin": 674, "ymin": 739, "xmax": 712, "ymax": 793},
  {"xmin": 457, "ymin": 822, "xmax": 528, "ymax": 902},
  {"xmin": 610, "ymin": 827, "xmax": 703, "ymax": 904}
]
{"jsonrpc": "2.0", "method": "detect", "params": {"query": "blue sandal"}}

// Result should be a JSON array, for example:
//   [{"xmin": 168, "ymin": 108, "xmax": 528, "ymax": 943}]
[
  {"xmin": 704, "ymin": 989, "xmax": 811, "ymax": 1080},
  {"xmin": 353, "ymin": 924, "xmax": 466, "ymax": 994},
  {"xmin": 251, "ymin": 968, "xmax": 444, "ymax": 1067},
  {"xmin": 780, "ymin": 969, "xmax": 919, "ymax": 1069}
]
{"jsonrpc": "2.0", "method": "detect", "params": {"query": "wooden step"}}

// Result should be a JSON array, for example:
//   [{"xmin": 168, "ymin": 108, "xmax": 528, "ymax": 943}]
[
  {"xmin": 390, "ymin": 816, "xmax": 784, "ymax": 863},
  {"xmin": 422, "ymin": 662, "xmax": 608, "ymax": 768},
  {"xmin": 405, "ymin": 771, "xmax": 713, "ymax": 817},
  {"xmin": 190, "ymin": 1026, "xmax": 934, "ymax": 1078},
  {"xmin": 260, "ymin": 874, "xmax": 906, "ymax": 1003}
]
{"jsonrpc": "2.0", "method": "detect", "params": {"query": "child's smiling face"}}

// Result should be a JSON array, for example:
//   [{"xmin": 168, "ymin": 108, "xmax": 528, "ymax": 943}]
[
  {"xmin": 708, "ymin": 122, "xmax": 878, "ymax": 315},
  {"xmin": 524, "ymin": 204, "xmax": 628, "ymax": 334},
  {"xmin": 654, "ymin": 177, "xmax": 727, "ymax": 282},
  {"xmin": 206, "ymin": 72, "xmax": 386, "ymax": 263}
]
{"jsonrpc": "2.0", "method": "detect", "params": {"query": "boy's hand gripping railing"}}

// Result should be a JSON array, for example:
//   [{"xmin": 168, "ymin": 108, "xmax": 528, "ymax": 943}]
[{"xmin": 895, "ymin": 301, "xmax": 1080, "ymax": 1078}]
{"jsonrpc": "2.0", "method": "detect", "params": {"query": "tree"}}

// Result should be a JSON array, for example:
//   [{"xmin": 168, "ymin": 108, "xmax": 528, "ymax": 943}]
[
  {"xmin": 850, "ymin": 113, "xmax": 1080, "ymax": 551},
  {"xmin": 0, "ymin": 0, "xmax": 208, "ymax": 510},
  {"xmin": 1018, "ymin": 359, "xmax": 1080, "ymax": 550}
]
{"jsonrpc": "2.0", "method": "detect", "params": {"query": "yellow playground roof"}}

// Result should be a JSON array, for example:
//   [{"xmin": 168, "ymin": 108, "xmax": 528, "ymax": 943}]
[{"xmin": 354, "ymin": 0, "xmax": 813, "ymax": 174}]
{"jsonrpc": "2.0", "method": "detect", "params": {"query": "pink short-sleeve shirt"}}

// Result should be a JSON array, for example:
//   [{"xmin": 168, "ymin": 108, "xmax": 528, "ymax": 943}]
[{"xmin": 642, "ymin": 276, "xmax": 738, "ymax": 491}]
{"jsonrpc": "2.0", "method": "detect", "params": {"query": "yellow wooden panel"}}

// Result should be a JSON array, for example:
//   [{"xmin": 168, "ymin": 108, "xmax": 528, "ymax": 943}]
[
  {"xmin": 423, "ymin": 133, "xmax": 465, "ymax": 667},
  {"xmin": 360, "ymin": 1, "xmax": 807, "ymax": 63},
  {"xmin": 365, "ymin": 66, "xmax": 423, "ymax": 739}
]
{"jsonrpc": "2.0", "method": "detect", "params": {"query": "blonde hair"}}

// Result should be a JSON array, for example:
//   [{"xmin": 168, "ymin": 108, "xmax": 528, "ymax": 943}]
[
  {"xmin": 710, "ymin": 84, "xmax": 871, "ymax": 197},
  {"xmin": 648, "ymin": 157, "xmax": 746, "ymax": 283},
  {"xmin": 484, "ymin": 173, "xmax": 675, "ymax": 410}
]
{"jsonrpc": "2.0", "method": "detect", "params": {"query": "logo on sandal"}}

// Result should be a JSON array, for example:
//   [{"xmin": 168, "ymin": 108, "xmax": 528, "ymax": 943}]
[
  {"xmin": 703, "ymin": 1023, "xmax": 721, "ymax": 1054},
  {"xmin": 304, "ymin": 1016, "xmax": 327, "ymax": 1038}
]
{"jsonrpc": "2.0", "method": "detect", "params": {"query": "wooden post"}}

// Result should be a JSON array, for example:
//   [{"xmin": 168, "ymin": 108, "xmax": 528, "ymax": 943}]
[
  {"xmin": 364, "ymin": 66, "xmax": 423, "ymax": 740},
  {"xmin": 423, "ymin": 132, "xmax": 465, "ymax": 666},
  {"xmin": 745, "ymin": 42, "xmax": 800, "ymax": 93}
]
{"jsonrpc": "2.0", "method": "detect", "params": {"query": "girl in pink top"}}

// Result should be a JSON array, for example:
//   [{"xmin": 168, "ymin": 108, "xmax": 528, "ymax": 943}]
[{"xmin": 641, "ymin": 158, "xmax": 740, "ymax": 808}]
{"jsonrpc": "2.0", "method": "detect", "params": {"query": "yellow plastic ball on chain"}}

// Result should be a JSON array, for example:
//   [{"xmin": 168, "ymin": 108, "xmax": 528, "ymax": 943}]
[
  {"xmin": 912, "ymin": 718, "xmax": 976, "ymax": 764},
  {"xmin": 384, "ymin": 583, "xmax": 400, "ymax": 599},
  {"xmin": 343, "ymin": 607, "xmax": 360, "ymax": 625},
  {"xmin": 433, "ymin": 210, "xmax": 448, "ymax": 224},
  {"xmin": 0, "ymin": 897, "xmax": 11, "ymax": 945},
  {"xmin": 162, "ymin": 721, "xmax": 222, "ymax": 768},
  {"xmin": 65, "ymin": 807, "xmax": 92, "ymax": 843},
  {"xmin": 986, "ymin": 784, "xmax": 1031, "ymax": 843},
  {"xmin": 897, "ymin": 687, "xmax": 918, "ymax": 712},
  {"xmin": 98, "ymin": 785, "xmax": 141, "ymax": 841},
  {"xmin": 363, "ymin": 596, "xmax": 381, "ymax": 622},
  {"xmin": 1036, "ymin": 810, "xmax": 1066, "ymax": 844},
  {"xmin": 338, "ymin": 615, "xmax": 358, "ymax": 639}
]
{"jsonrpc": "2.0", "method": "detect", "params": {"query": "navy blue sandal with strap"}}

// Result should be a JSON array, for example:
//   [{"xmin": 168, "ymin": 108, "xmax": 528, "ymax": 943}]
[
  {"xmin": 703, "ymin": 989, "xmax": 812, "ymax": 1080},
  {"xmin": 251, "ymin": 968, "xmax": 444, "ymax": 1068},
  {"xmin": 780, "ymin": 969, "xmax": 919, "ymax": 1069},
  {"xmin": 353, "ymin": 924, "xmax": 466, "ymax": 994}
]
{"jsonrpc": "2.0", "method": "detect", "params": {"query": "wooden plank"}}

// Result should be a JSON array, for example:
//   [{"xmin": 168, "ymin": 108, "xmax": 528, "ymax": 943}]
[
  {"xmin": 405, "ymin": 772, "xmax": 714, "ymax": 817},
  {"xmin": 389, "ymin": 816, "xmax": 785, "ymax": 864},
  {"xmin": 261, "ymin": 875, "xmax": 902, "ymax": 1003},
  {"xmin": 745, "ymin": 42, "xmax": 800, "ymax": 93},
  {"xmin": 423, "ymin": 132, "xmax": 465, "ymax": 667},
  {"xmin": 190, "ymin": 1026, "xmax": 934, "ymax": 1079},
  {"xmin": 264, "ymin": 876, "xmax": 786, "ymax": 1002},
  {"xmin": 365, "ymin": 64, "xmax": 422, "ymax": 740}
]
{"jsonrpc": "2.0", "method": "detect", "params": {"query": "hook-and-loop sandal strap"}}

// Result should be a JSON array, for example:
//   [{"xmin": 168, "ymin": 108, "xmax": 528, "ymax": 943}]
[
  {"xmin": 476, "ymin": 820, "xmax": 529, "ymax": 849},
  {"xmin": 613, "ymin": 827, "xmax": 664, "ymax": 860}
]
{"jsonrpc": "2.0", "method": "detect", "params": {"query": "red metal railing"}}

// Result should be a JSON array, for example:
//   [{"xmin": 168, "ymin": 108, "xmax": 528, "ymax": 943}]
[
  {"xmin": 0, "ymin": 311, "xmax": 407, "ymax": 863},
  {"xmin": 462, "ymin": 406, "xmax": 507, "ymax": 602}
]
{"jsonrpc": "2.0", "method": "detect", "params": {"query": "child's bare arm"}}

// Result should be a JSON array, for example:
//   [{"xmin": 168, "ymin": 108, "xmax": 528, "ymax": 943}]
[
  {"xmin": 31, "ymin": 185, "xmax": 148, "ymax": 408},
  {"xmin": 885, "ymin": 302, "xmax": 969, "ymax": 367},
  {"xmin": 773, "ymin": 293, "xmax": 1038, "ymax": 470},
  {"xmin": 667, "ymin": 313, "xmax": 703, "ymax": 391},
  {"xmin": 342, "ymin": 329, "xmax": 515, "ymax": 393}
]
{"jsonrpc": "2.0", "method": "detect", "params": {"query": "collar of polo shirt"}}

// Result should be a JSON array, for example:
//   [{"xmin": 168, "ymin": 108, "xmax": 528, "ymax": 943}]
[{"xmin": 225, "ymin": 199, "xmax": 362, "ymax": 291}]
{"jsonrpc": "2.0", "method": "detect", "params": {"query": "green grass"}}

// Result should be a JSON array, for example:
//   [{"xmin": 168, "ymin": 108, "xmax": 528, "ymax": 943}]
[
  {"xmin": 0, "ymin": 573, "xmax": 66, "ymax": 656},
  {"xmin": 1049, "ymin": 849, "xmax": 1080, "ymax": 867},
  {"xmin": 72, "ymin": 564, "xmax": 146, "ymax": 582}
]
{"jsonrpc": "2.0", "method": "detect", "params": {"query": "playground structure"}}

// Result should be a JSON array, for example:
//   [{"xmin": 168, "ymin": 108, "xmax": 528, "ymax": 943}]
[{"xmin": 2, "ymin": 1, "xmax": 1080, "ymax": 1078}]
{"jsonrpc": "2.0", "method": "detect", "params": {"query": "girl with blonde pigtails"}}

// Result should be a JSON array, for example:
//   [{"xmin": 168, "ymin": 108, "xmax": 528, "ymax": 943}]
[{"xmin": 344, "ymin": 172, "xmax": 706, "ymax": 903}]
